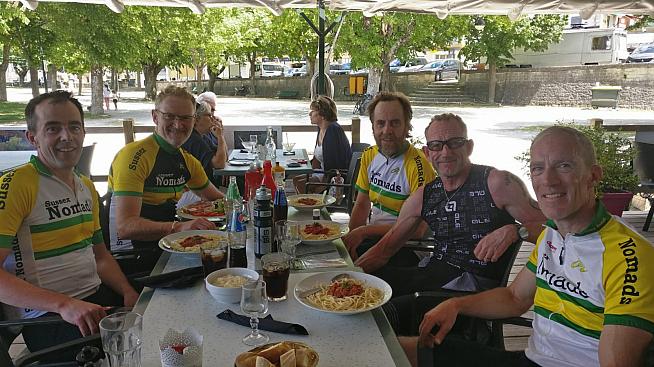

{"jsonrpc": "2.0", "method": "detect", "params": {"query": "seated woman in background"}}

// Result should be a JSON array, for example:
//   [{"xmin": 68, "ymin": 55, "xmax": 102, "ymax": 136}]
[
  {"xmin": 177, "ymin": 101, "xmax": 228, "ymax": 208},
  {"xmin": 293, "ymin": 96, "xmax": 352, "ymax": 194}
]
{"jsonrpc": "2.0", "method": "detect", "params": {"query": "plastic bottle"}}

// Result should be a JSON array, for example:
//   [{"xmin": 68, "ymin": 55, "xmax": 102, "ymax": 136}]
[
  {"xmin": 261, "ymin": 160, "xmax": 277, "ymax": 201},
  {"xmin": 229, "ymin": 201, "xmax": 247, "ymax": 267},
  {"xmin": 272, "ymin": 161, "xmax": 286, "ymax": 187},
  {"xmin": 254, "ymin": 185, "xmax": 273, "ymax": 258},
  {"xmin": 328, "ymin": 169, "xmax": 344, "ymax": 204},
  {"xmin": 264, "ymin": 126, "xmax": 276, "ymax": 162},
  {"xmin": 226, "ymin": 176, "xmax": 242, "ymax": 224},
  {"xmin": 273, "ymin": 183, "xmax": 288, "ymax": 253}
]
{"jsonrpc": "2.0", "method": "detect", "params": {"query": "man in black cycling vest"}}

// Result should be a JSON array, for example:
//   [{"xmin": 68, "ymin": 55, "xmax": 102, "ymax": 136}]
[{"xmin": 356, "ymin": 113, "xmax": 545, "ymax": 296}]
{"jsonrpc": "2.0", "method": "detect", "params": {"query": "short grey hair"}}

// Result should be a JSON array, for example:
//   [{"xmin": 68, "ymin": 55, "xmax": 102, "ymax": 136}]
[
  {"xmin": 196, "ymin": 91, "xmax": 217, "ymax": 106},
  {"xmin": 531, "ymin": 126, "xmax": 597, "ymax": 167},
  {"xmin": 195, "ymin": 101, "xmax": 212, "ymax": 117}
]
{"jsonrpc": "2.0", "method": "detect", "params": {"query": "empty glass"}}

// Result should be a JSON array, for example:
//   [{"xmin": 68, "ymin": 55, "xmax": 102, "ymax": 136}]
[
  {"xmin": 275, "ymin": 220, "xmax": 300, "ymax": 261},
  {"xmin": 241, "ymin": 280, "xmax": 269, "ymax": 346},
  {"xmin": 100, "ymin": 311, "xmax": 143, "ymax": 367},
  {"xmin": 283, "ymin": 133, "xmax": 295, "ymax": 153}
]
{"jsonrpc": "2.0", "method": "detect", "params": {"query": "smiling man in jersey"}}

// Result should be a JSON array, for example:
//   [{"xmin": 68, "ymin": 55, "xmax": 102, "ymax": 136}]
[
  {"xmin": 343, "ymin": 92, "xmax": 436, "ymax": 262},
  {"xmin": 0, "ymin": 91, "xmax": 138, "ymax": 355},
  {"xmin": 108, "ymin": 86, "xmax": 224, "ymax": 273},
  {"xmin": 400, "ymin": 126, "xmax": 654, "ymax": 367}
]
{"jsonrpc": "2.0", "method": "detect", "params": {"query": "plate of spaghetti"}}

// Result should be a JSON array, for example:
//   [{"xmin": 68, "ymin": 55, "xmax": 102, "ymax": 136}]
[
  {"xmin": 294, "ymin": 271, "xmax": 392, "ymax": 315},
  {"xmin": 177, "ymin": 200, "xmax": 226, "ymax": 221},
  {"xmin": 297, "ymin": 220, "xmax": 347, "ymax": 245},
  {"xmin": 287, "ymin": 194, "xmax": 336, "ymax": 212},
  {"xmin": 158, "ymin": 230, "xmax": 228, "ymax": 254}
]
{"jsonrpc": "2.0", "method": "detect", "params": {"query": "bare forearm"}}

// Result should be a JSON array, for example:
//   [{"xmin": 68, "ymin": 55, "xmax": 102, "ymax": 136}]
[
  {"xmin": 211, "ymin": 136, "xmax": 228, "ymax": 169},
  {"xmin": 0, "ymin": 270, "xmax": 72, "ymax": 314},
  {"xmin": 95, "ymin": 250, "xmax": 136, "ymax": 297},
  {"xmin": 377, "ymin": 217, "xmax": 422, "ymax": 257},
  {"xmin": 349, "ymin": 200, "xmax": 369, "ymax": 230},
  {"xmin": 118, "ymin": 216, "xmax": 171, "ymax": 241},
  {"xmin": 454, "ymin": 287, "xmax": 530, "ymax": 320}
]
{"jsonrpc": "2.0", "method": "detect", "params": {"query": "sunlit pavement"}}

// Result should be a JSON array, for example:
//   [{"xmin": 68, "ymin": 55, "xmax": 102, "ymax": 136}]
[{"xmin": 6, "ymin": 87, "xmax": 654, "ymax": 195}]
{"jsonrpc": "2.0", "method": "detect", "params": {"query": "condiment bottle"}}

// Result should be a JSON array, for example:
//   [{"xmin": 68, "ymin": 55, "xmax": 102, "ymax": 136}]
[
  {"xmin": 313, "ymin": 209, "xmax": 321, "ymax": 221},
  {"xmin": 254, "ymin": 185, "xmax": 273, "ymax": 258},
  {"xmin": 272, "ymin": 161, "xmax": 286, "ymax": 187},
  {"xmin": 261, "ymin": 160, "xmax": 277, "ymax": 201}
]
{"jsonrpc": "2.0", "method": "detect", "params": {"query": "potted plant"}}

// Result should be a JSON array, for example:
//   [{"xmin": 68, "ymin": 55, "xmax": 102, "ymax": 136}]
[{"xmin": 517, "ymin": 122, "xmax": 639, "ymax": 216}]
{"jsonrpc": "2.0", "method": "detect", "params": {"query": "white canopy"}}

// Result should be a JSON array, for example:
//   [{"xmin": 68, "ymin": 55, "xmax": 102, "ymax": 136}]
[{"xmin": 11, "ymin": 0, "xmax": 654, "ymax": 16}]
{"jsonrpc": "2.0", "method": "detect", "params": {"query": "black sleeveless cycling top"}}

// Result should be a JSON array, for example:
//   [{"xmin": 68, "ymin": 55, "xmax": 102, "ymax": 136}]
[{"xmin": 421, "ymin": 164, "xmax": 516, "ymax": 281}]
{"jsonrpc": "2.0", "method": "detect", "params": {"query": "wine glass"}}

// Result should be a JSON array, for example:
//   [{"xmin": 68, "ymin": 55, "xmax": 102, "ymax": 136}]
[
  {"xmin": 240, "ymin": 280, "xmax": 269, "ymax": 346},
  {"xmin": 249, "ymin": 134, "xmax": 258, "ymax": 156},
  {"xmin": 283, "ymin": 132, "xmax": 295, "ymax": 153}
]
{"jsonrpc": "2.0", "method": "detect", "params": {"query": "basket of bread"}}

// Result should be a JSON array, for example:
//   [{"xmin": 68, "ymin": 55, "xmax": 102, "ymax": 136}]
[{"xmin": 234, "ymin": 341, "xmax": 318, "ymax": 367}]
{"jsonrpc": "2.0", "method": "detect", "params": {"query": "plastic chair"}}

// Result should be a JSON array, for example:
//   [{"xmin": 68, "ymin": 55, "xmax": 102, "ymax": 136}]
[
  {"xmin": 306, "ymin": 151, "xmax": 363, "ymax": 214},
  {"xmin": 75, "ymin": 143, "xmax": 96, "ymax": 177}
]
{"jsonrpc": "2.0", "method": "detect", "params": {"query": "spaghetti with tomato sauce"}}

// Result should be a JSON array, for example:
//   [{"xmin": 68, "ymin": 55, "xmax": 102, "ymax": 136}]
[{"xmin": 306, "ymin": 279, "xmax": 384, "ymax": 311}]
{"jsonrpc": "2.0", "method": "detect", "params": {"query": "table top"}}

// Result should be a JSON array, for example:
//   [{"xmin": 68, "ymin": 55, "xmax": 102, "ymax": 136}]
[
  {"xmin": 133, "ymin": 208, "xmax": 410, "ymax": 367},
  {"xmin": 214, "ymin": 148, "xmax": 314, "ymax": 177},
  {"xmin": 0, "ymin": 151, "xmax": 35, "ymax": 172}
]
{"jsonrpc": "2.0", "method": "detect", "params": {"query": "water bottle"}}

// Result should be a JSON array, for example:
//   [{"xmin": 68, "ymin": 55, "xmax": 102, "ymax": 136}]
[
  {"xmin": 329, "ymin": 170, "xmax": 344, "ymax": 204},
  {"xmin": 265, "ymin": 126, "xmax": 276, "ymax": 162},
  {"xmin": 273, "ymin": 183, "xmax": 288, "ymax": 253},
  {"xmin": 229, "ymin": 201, "xmax": 247, "ymax": 267},
  {"xmin": 226, "ymin": 176, "xmax": 241, "ymax": 225},
  {"xmin": 254, "ymin": 185, "xmax": 273, "ymax": 258}
]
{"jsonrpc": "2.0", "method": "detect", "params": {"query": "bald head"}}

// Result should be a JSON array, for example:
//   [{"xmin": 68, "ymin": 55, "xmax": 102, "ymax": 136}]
[
  {"xmin": 531, "ymin": 126, "xmax": 596, "ymax": 168},
  {"xmin": 425, "ymin": 113, "xmax": 467, "ymax": 138}
]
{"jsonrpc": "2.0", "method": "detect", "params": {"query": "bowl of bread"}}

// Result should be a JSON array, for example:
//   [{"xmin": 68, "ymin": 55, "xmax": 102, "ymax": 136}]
[{"xmin": 234, "ymin": 341, "xmax": 318, "ymax": 367}]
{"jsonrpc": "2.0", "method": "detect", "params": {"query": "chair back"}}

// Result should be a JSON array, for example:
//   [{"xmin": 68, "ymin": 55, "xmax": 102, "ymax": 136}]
[
  {"xmin": 635, "ymin": 131, "xmax": 654, "ymax": 185},
  {"xmin": 351, "ymin": 142, "xmax": 370, "ymax": 153},
  {"xmin": 75, "ymin": 143, "xmax": 96, "ymax": 177},
  {"xmin": 0, "ymin": 304, "xmax": 19, "ymax": 367}
]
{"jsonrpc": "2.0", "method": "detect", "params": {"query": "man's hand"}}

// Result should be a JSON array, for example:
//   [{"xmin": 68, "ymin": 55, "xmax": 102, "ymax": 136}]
[
  {"xmin": 210, "ymin": 116, "xmax": 224, "ymax": 137},
  {"xmin": 176, "ymin": 218, "xmax": 216, "ymax": 232},
  {"xmin": 343, "ymin": 227, "xmax": 366, "ymax": 260},
  {"xmin": 354, "ymin": 245, "xmax": 390, "ymax": 273},
  {"xmin": 473, "ymin": 224, "xmax": 516, "ymax": 263},
  {"xmin": 123, "ymin": 288, "xmax": 139, "ymax": 308},
  {"xmin": 58, "ymin": 298, "xmax": 108, "ymax": 336},
  {"xmin": 418, "ymin": 298, "xmax": 459, "ymax": 348}
]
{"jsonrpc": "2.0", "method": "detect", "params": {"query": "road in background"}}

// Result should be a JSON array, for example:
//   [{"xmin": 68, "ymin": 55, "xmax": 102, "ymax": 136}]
[{"xmin": 5, "ymin": 87, "xmax": 654, "ymax": 195}]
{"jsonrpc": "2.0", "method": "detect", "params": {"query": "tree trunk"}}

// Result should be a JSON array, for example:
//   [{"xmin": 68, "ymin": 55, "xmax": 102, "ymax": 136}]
[
  {"xmin": 111, "ymin": 68, "xmax": 118, "ymax": 91},
  {"xmin": 379, "ymin": 63, "xmax": 392, "ymax": 92},
  {"xmin": 307, "ymin": 58, "xmax": 315, "ymax": 78},
  {"xmin": 142, "ymin": 63, "xmax": 162, "ymax": 100},
  {"xmin": 28, "ymin": 63, "xmax": 40, "ymax": 98},
  {"xmin": 248, "ymin": 51, "xmax": 257, "ymax": 95},
  {"xmin": 207, "ymin": 65, "xmax": 217, "ymax": 92},
  {"xmin": 47, "ymin": 64, "xmax": 58, "ymax": 90},
  {"xmin": 136, "ymin": 72, "xmax": 142, "ymax": 90},
  {"xmin": 77, "ymin": 73, "xmax": 83, "ymax": 96},
  {"xmin": 366, "ymin": 68, "xmax": 381, "ymax": 95},
  {"xmin": 487, "ymin": 61, "xmax": 497, "ymax": 104},
  {"xmin": 90, "ymin": 65, "xmax": 104, "ymax": 114},
  {"xmin": 0, "ymin": 43, "xmax": 10, "ymax": 102}
]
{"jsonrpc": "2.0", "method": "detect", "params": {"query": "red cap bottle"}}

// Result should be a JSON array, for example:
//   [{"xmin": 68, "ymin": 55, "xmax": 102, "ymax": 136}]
[{"xmin": 261, "ymin": 160, "xmax": 277, "ymax": 200}]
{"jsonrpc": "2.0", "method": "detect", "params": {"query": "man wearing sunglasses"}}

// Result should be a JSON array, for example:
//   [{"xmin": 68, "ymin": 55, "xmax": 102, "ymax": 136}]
[
  {"xmin": 356, "ymin": 113, "xmax": 545, "ymax": 298},
  {"xmin": 107, "ymin": 86, "xmax": 224, "ymax": 273}
]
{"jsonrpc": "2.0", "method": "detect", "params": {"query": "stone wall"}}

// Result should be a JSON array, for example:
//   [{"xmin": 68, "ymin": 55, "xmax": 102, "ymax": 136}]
[
  {"xmin": 461, "ymin": 64, "xmax": 654, "ymax": 110},
  {"xmin": 157, "ymin": 72, "xmax": 435, "ymax": 101}
]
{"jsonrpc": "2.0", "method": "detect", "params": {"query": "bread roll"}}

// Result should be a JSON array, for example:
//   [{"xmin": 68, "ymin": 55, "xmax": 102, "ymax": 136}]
[
  {"xmin": 280, "ymin": 348, "xmax": 296, "ymax": 367},
  {"xmin": 257, "ymin": 342, "xmax": 292, "ymax": 363},
  {"xmin": 255, "ymin": 356, "xmax": 275, "ymax": 367}
]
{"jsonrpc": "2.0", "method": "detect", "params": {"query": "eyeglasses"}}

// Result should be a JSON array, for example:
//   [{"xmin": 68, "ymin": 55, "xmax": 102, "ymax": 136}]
[
  {"xmin": 155, "ymin": 110, "xmax": 194, "ymax": 123},
  {"xmin": 426, "ymin": 137, "xmax": 468, "ymax": 151}
]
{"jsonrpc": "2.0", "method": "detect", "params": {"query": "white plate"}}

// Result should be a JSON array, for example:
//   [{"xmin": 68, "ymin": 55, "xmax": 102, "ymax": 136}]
[
  {"xmin": 297, "ymin": 220, "xmax": 348, "ymax": 245},
  {"xmin": 287, "ymin": 194, "xmax": 336, "ymax": 212},
  {"xmin": 294, "ymin": 271, "xmax": 392, "ymax": 315},
  {"xmin": 228, "ymin": 159, "xmax": 252, "ymax": 166},
  {"xmin": 177, "ymin": 201, "xmax": 226, "ymax": 221},
  {"xmin": 158, "ymin": 230, "xmax": 228, "ymax": 254}
]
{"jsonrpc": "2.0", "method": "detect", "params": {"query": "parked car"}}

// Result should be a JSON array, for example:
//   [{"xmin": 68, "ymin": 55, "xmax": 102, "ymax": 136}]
[
  {"xmin": 255, "ymin": 62, "xmax": 289, "ymax": 77},
  {"xmin": 627, "ymin": 43, "xmax": 654, "ymax": 63},
  {"xmin": 397, "ymin": 57, "xmax": 429, "ymax": 73},
  {"xmin": 329, "ymin": 63, "xmax": 351, "ymax": 75},
  {"xmin": 291, "ymin": 64, "xmax": 308, "ymax": 77},
  {"xmin": 420, "ymin": 59, "xmax": 461, "ymax": 80}
]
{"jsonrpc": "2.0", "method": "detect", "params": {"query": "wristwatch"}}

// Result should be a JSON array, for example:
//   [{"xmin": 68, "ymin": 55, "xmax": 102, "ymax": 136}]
[{"xmin": 516, "ymin": 224, "xmax": 529, "ymax": 241}]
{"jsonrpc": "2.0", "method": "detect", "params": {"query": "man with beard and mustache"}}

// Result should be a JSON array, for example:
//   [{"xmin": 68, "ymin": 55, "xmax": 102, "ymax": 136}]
[
  {"xmin": 0, "ymin": 91, "xmax": 139, "ymax": 355},
  {"xmin": 400, "ymin": 126, "xmax": 654, "ymax": 367},
  {"xmin": 108, "ymin": 86, "xmax": 224, "ymax": 272},
  {"xmin": 356, "ymin": 113, "xmax": 545, "ymax": 300},
  {"xmin": 344, "ymin": 92, "xmax": 436, "ymax": 265}
]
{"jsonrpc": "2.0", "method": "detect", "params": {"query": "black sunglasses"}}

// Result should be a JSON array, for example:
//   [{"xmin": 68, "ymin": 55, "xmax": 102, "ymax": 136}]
[{"xmin": 426, "ymin": 137, "xmax": 468, "ymax": 151}]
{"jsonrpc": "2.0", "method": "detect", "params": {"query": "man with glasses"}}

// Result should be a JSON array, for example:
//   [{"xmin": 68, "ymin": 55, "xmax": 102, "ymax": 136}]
[
  {"xmin": 356, "ymin": 113, "xmax": 545, "ymax": 297},
  {"xmin": 343, "ymin": 92, "xmax": 436, "ymax": 264},
  {"xmin": 108, "ymin": 86, "xmax": 224, "ymax": 272},
  {"xmin": 196, "ymin": 91, "xmax": 223, "ymax": 146}
]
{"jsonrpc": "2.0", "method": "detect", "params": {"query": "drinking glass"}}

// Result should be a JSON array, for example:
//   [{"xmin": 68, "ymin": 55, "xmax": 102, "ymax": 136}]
[
  {"xmin": 249, "ymin": 134, "xmax": 258, "ymax": 155},
  {"xmin": 283, "ymin": 133, "xmax": 295, "ymax": 153},
  {"xmin": 240, "ymin": 280, "xmax": 269, "ymax": 346},
  {"xmin": 276, "ymin": 220, "xmax": 299, "ymax": 261},
  {"xmin": 100, "ymin": 311, "xmax": 143, "ymax": 367},
  {"xmin": 261, "ymin": 252, "xmax": 291, "ymax": 302}
]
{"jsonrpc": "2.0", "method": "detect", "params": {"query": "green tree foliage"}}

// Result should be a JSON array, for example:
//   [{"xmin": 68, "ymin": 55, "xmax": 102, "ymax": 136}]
[
  {"xmin": 340, "ymin": 12, "xmax": 467, "ymax": 92},
  {"xmin": 460, "ymin": 15, "xmax": 566, "ymax": 102}
]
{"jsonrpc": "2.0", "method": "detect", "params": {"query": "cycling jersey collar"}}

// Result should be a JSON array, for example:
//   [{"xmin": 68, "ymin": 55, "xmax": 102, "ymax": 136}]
[{"xmin": 153, "ymin": 132, "xmax": 181, "ymax": 155}]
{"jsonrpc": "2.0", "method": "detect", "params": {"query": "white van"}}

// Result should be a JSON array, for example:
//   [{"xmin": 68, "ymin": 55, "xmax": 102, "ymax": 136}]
[
  {"xmin": 255, "ymin": 63, "xmax": 289, "ymax": 77},
  {"xmin": 506, "ymin": 28, "xmax": 628, "ymax": 68}
]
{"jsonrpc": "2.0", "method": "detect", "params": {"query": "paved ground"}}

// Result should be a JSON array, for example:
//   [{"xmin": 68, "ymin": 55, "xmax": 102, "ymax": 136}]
[{"xmin": 5, "ymin": 87, "xmax": 654, "ymax": 195}]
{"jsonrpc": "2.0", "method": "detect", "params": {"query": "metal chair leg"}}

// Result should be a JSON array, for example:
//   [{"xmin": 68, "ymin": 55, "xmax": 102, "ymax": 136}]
[{"xmin": 644, "ymin": 198, "xmax": 654, "ymax": 232}]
